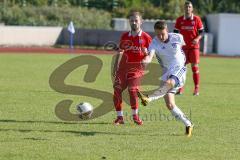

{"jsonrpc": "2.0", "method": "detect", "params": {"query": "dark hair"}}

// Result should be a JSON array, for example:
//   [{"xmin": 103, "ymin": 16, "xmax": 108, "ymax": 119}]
[
  {"xmin": 154, "ymin": 20, "xmax": 167, "ymax": 30},
  {"xmin": 185, "ymin": 1, "xmax": 193, "ymax": 6}
]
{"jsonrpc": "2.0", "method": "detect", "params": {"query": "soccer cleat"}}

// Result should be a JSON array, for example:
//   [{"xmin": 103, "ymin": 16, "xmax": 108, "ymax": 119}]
[
  {"xmin": 133, "ymin": 115, "xmax": 143, "ymax": 125},
  {"xmin": 114, "ymin": 116, "xmax": 124, "ymax": 125},
  {"xmin": 185, "ymin": 125, "xmax": 194, "ymax": 137},
  {"xmin": 193, "ymin": 87, "xmax": 199, "ymax": 96},
  {"xmin": 137, "ymin": 91, "xmax": 150, "ymax": 106}
]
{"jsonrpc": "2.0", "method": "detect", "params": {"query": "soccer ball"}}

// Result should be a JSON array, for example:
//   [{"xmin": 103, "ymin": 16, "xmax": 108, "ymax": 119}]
[{"xmin": 76, "ymin": 102, "xmax": 93, "ymax": 119}]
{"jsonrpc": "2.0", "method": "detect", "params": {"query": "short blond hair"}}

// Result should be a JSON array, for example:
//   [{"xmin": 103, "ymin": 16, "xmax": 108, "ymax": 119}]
[{"xmin": 128, "ymin": 11, "xmax": 142, "ymax": 19}]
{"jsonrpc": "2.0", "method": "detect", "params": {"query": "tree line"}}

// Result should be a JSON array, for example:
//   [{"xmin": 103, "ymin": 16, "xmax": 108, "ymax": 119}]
[
  {"xmin": 0, "ymin": 0, "xmax": 239, "ymax": 27},
  {"xmin": 2, "ymin": 0, "xmax": 240, "ymax": 17}
]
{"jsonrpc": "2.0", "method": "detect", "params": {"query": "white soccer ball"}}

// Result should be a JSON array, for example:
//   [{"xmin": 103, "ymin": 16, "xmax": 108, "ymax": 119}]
[{"xmin": 76, "ymin": 102, "xmax": 93, "ymax": 119}]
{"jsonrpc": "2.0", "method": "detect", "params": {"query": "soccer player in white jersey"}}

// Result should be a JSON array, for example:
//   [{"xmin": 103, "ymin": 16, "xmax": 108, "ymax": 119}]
[{"xmin": 137, "ymin": 20, "xmax": 194, "ymax": 137}]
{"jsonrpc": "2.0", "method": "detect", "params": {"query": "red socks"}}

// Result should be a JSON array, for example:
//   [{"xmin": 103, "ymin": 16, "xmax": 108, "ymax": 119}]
[{"xmin": 192, "ymin": 66, "xmax": 200, "ymax": 89}]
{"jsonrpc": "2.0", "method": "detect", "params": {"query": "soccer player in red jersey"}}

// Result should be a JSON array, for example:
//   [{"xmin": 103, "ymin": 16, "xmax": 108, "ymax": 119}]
[
  {"xmin": 113, "ymin": 11, "xmax": 152, "ymax": 125},
  {"xmin": 174, "ymin": 1, "xmax": 204, "ymax": 96}
]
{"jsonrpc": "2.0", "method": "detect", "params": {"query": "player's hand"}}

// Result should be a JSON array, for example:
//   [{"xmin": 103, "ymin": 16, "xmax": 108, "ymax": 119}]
[
  {"xmin": 141, "ymin": 56, "xmax": 151, "ymax": 69},
  {"xmin": 192, "ymin": 38, "xmax": 200, "ymax": 44},
  {"xmin": 142, "ymin": 55, "xmax": 151, "ymax": 64},
  {"xmin": 141, "ymin": 47, "xmax": 149, "ymax": 56}
]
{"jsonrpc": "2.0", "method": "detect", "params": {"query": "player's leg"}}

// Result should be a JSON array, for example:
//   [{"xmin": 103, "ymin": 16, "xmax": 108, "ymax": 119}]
[
  {"xmin": 164, "ymin": 93, "xmax": 193, "ymax": 137},
  {"xmin": 137, "ymin": 79, "xmax": 174, "ymax": 106},
  {"xmin": 113, "ymin": 73, "xmax": 127, "ymax": 125},
  {"xmin": 191, "ymin": 63, "xmax": 200, "ymax": 95},
  {"xmin": 128, "ymin": 73, "xmax": 143, "ymax": 125},
  {"xmin": 148, "ymin": 79, "xmax": 174, "ymax": 100},
  {"xmin": 190, "ymin": 49, "xmax": 200, "ymax": 96},
  {"xmin": 138, "ymin": 66, "xmax": 186, "ymax": 105}
]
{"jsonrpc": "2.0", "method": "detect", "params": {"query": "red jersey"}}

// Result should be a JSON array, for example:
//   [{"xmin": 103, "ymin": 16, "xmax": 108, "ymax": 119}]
[
  {"xmin": 118, "ymin": 30, "xmax": 152, "ymax": 71},
  {"xmin": 175, "ymin": 14, "xmax": 203, "ymax": 49}
]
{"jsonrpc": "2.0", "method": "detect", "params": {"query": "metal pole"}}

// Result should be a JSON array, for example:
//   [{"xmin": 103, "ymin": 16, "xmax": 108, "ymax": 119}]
[{"xmin": 70, "ymin": 33, "xmax": 74, "ymax": 49}]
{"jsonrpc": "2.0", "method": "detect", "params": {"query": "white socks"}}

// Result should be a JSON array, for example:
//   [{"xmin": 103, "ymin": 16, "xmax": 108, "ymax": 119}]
[
  {"xmin": 171, "ymin": 106, "xmax": 192, "ymax": 127},
  {"xmin": 117, "ymin": 110, "xmax": 138, "ymax": 117},
  {"xmin": 132, "ymin": 109, "xmax": 138, "ymax": 115},
  {"xmin": 117, "ymin": 111, "xmax": 123, "ymax": 117}
]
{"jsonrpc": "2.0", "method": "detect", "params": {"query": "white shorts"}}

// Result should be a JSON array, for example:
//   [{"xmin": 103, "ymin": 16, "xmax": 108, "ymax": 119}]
[{"xmin": 160, "ymin": 65, "xmax": 187, "ymax": 93}]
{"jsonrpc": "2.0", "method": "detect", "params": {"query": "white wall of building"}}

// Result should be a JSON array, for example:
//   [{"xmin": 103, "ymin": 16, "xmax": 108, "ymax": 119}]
[
  {"xmin": 0, "ymin": 26, "xmax": 62, "ymax": 46},
  {"xmin": 207, "ymin": 14, "xmax": 240, "ymax": 56}
]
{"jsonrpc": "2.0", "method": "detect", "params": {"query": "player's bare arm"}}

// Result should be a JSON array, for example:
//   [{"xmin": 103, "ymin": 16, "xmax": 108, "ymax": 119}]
[
  {"xmin": 142, "ymin": 50, "xmax": 154, "ymax": 64},
  {"xmin": 112, "ymin": 51, "xmax": 123, "ymax": 77}
]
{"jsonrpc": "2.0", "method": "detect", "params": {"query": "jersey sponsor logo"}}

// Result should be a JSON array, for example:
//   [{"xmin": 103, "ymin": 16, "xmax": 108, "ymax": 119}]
[
  {"xmin": 120, "ymin": 39, "xmax": 145, "ymax": 53},
  {"xmin": 125, "ymin": 45, "xmax": 142, "ymax": 53},
  {"xmin": 181, "ymin": 26, "xmax": 194, "ymax": 30}
]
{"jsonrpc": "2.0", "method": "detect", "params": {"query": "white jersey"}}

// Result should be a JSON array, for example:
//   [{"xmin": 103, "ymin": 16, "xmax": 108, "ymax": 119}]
[
  {"xmin": 148, "ymin": 33, "xmax": 186, "ymax": 70},
  {"xmin": 148, "ymin": 33, "xmax": 187, "ymax": 91}
]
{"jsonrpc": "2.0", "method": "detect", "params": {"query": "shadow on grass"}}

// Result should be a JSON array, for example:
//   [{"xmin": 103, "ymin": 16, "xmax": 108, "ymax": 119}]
[
  {"xmin": 0, "ymin": 119, "xmax": 185, "ymax": 137},
  {"xmin": 0, "ymin": 119, "xmax": 111, "ymax": 125},
  {"xmin": 0, "ymin": 128, "xmax": 149, "ymax": 137},
  {"xmin": 0, "ymin": 119, "xmax": 148, "ymax": 136},
  {"xmin": 23, "ymin": 137, "xmax": 48, "ymax": 141}
]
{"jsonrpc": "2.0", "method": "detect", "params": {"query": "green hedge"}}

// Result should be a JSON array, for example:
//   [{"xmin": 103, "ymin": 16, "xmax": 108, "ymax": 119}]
[
  {"xmin": 112, "ymin": 3, "xmax": 165, "ymax": 19},
  {"xmin": 0, "ymin": 6, "xmax": 112, "ymax": 29}
]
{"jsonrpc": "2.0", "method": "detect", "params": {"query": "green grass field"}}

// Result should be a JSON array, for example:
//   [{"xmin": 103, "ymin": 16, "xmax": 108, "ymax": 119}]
[{"xmin": 0, "ymin": 53, "xmax": 240, "ymax": 160}]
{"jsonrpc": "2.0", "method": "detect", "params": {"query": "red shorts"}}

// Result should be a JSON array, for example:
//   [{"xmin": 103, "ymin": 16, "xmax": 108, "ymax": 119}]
[
  {"xmin": 114, "ymin": 70, "xmax": 143, "ymax": 91},
  {"xmin": 183, "ymin": 48, "xmax": 200, "ymax": 64}
]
